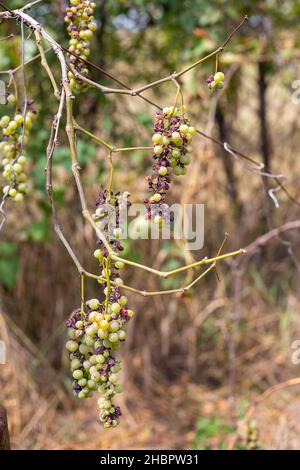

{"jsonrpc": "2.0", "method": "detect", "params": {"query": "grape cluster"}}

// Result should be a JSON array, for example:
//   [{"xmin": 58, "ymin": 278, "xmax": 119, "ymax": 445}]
[
  {"xmin": 65, "ymin": 0, "xmax": 97, "ymax": 93},
  {"xmin": 144, "ymin": 106, "xmax": 195, "ymax": 226},
  {"xmin": 66, "ymin": 188, "xmax": 134, "ymax": 428},
  {"xmin": 207, "ymin": 72, "xmax": 225, "ymax": 90},
  {"xmin": 0, "ymin": 99, "xmax": 37, "ymax": 203},
  {"xmin": 238, "ymin": 419, "xmax": 260, "ymax": 450}
]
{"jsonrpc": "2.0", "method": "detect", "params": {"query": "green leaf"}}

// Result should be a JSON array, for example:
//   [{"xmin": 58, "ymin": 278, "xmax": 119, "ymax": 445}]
[
  {"xmin": 0, "ymin": 257, "xmax": 19, "ymax": 289},
  {"xmin": 136, "ymin": 112, "xmax": 152, "ymax": 127},
  {"xmin": 77, "ymin": 140, "xmax": 96, "ymax": 165},
  {"xmin": 0, "ymin": 242, "xmax": 17, "ymax": 257},
  {"xmin": 23, "ymin": 219, "xmax": 50, "ymax": 243}
]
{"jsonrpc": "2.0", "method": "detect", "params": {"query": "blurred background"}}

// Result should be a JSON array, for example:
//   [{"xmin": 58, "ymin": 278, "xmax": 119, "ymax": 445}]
[{"xmin": 1, "ymin": 0, "xmax": 300, "ymax": 450}]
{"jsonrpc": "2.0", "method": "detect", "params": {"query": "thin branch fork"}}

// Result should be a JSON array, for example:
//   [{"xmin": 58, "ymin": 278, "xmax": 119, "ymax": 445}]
[
  {"xmin": 84, "ymin": 264, "xmax": 217, "ymax": 297},
  {"xmin": 64, "ymin": 15, "xmax": 248, "ymax": 97},
  {"xmin": 242, "ymin": 219, "xmax": 300, "ymax": 258},
  {"xmin": 34, "ymin": 30, "xmax": 60, "ymax": 99},
  {"xmin": 63, "ymin": 17, "xmax": 297, "ymax": 206},
  {"xmin": 4, "ymin": 7, "xmax": 295, "ymax": 219},
  {"xmin": 0, "ymin": 48, "xmax": 52, "ymax": 76},
  {"xmin": 64, "ymin": 15, "xmax": 248, "ymax": 85},
  {"xmin": 20, "ymin": 0, "xmax": 43, "ymax": 11},
  {"xmin": 0, "ymin": 33, "xmax": 13, "ymax": 41},
  {"xmin": 64, "ymin": 13, "xmax": 298, "ymax": 207},
  {"xmin": 0, "ymin": 7, "xmax": 110, "ymax": 252},
  {"xmin": 0, "ymin": 7, "xmax": 109, "ymax": 250}
]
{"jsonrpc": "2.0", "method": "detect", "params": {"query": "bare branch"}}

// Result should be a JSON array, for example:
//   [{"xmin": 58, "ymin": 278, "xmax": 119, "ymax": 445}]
[
  {"xmin": 20, "ymin": 0, "xmax": 43, "ymax": 11},
  {"xmin": 0, "ymin": 6, "xmax": 246, "ymax": 288},
  {"xmin": 243, "ymin": 219, "xmax": 300, "ymax": 258},
  {"xmin": 34, "ymin": 30, "xmax": 60, "ymax": 99}
]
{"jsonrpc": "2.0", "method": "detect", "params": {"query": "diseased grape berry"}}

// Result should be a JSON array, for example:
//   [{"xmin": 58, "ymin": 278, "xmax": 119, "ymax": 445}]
[
  {"xmin": 65, "ymin": 1, "xmax": 97, "ymax": 93},
  {"xmin": 145, "ymin": 106, "xmax": 195, "ymax": 226},
  {"xmin": 0, "ymin": 100, "xmax": 37, "ymax": 203},
  {"xmin": 207, "ymin": 71, "xmax": 225, "ymax": 90},
  {"xmin": 7, "ymin": 94, "xmax": 16, "ymax": 105},
  {"xmin": 214, "ymin": 72, "xmax": 224, "ymax": 83}
]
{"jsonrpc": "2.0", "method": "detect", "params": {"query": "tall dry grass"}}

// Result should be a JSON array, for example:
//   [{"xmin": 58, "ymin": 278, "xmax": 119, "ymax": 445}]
[{"xmin": 0, "ymin": 63, "xmax": 300, "ymax": 449}]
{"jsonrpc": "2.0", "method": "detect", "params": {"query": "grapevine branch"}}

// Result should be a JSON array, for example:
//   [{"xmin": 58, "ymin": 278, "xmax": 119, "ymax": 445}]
[
  {"xmin": 242, "ymin": 219, "xmax": 300, "ymax": 259},
  {"xmin": 1, "ymin": 2, "xmax": 299, "ymax": 432},
  {"xmin": 34, "ymin": 31, "xmax": 60, "ymax": 99},
  {"xmin": 0, "ymin": 5, "xmax": 246, "ymax": 298},
  {"xmin": 69, "ymin": 77, "xmax": 299, "ymax": 211},
  {"xmin": 61, "ymin": 16, "xmax": 300, "ymax": 208},
  {"xmin": 4, "ymin": 6, "xmax": 291, "ymax": 282},
  {"xmin": 0, "ymin": 33, "xmax": 13, "ymax": 41},
  {"xmin": 20, "ymin": 0, "xmax": 43, "ymax": 11},
  {"xmin": 68, "ymin": 47, "xmax": 225, "ymax": 96},
  {"xmin": 0, "ymin": 13, "xmax": 32, "ymax": 231},
  {"xmin": 0, "ymin": 47, "xmax": 52, "ymax": 76},
  {"xmin": 2, "ymin": 7, "xmax": 293, "ymax": 208},
  {"xmin": 64, "ymin": 15, "xmax": 248, "ymax": 97}
]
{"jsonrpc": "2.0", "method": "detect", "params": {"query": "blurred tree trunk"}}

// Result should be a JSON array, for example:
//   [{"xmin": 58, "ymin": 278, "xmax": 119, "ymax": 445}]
[
  {"xmin": 0, "ymin": 404, "xmax": 10, "ymax": 450},
  {"xmin": 258, "ymin": 61, "xmax": 274, "ymax": 227},
  {"xmin": 258, "ymin": 61, "xmax": 271, "ymax": 172},
  {"xmin": 215, "ymin": 104, "xmax": 240, "ymax": 211},
  {"xmin": 98, "ymin": 0, "xmax": 109, "ymax": 60}
]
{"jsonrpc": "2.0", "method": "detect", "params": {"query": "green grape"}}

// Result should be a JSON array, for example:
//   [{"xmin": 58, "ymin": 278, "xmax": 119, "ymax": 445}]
[
  {"xmin": 0, "ymin": 102, "xmax": 37, "ymax": 203},
  {"xmin": 65, "ymin": 1, "xmax": 97, "ymax": 93}
]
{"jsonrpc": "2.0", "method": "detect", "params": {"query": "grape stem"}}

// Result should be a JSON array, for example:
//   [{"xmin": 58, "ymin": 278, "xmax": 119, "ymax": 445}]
[
  {"xmin": 84, "ymin": 263, "xmax": 217, "ymax": 297},
  {"xmin": 80, "ymin": 273, "xmax": 85, "ymax": 318},
  {"xmin": 34, "ymin": 30, "xmax": 60, "ymax": 99}
]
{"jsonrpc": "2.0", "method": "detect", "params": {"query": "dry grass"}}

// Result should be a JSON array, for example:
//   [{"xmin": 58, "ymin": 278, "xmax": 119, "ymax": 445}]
[{"xmin": 1, "ymin": 63, "xmax": 300, "ymax": 449}]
